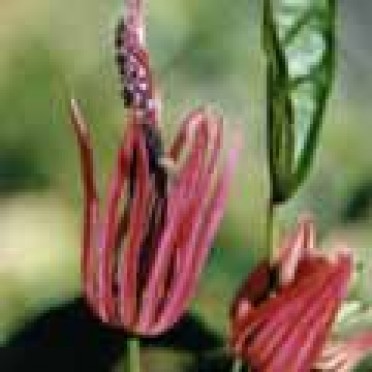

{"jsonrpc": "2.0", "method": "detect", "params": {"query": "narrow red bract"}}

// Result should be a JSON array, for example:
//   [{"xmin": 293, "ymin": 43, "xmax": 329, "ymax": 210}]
[
  {"xmin": 230, "ymin": 218, "xmax": 353, "ymax": 371},
  {"xmin": 70, "ymin": 0, "xmax": 239, "ymax": 336}
]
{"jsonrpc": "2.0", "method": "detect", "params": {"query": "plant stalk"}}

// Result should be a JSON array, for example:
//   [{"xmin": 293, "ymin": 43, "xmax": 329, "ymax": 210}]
[
  {"xmin": 231, "ymin": 358, "xmax": 243, "ymax": 372},
  {"xmin": 267, "ymin": 195, "xmax": 274, "ymax": 260},
  {"xmin": 126, "ymin": 337, "xmax": 141, "ymax": 372}
]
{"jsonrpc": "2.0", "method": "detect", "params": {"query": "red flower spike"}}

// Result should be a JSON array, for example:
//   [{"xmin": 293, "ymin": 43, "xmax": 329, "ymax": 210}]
[
  {"xmin": 71, "ymin": 100, "xmax": 238, "ymax": 336},
  {"xmin": 71, "ymin": 0, "xmax": 240, "ymax": 337},
  {"xmin": 115, "ymin": 0, "xmax": 159, "ymax": 126},
  {"xmin": 230, "ymin": 218, "xmax": 354, "ymax": 372}
]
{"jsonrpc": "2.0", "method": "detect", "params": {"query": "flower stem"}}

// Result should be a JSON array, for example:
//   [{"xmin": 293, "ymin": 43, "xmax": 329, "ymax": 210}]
[
  {"xmin": 267, "ymin": 195, "xmax": 274, "ymax": 260},
  {"xmin": 126, "ymin": 337, "xmax": 141, "ymax": 372},
  {"xmin": 231, "ymin": 358, "xmax": 243, "ymax": 372}
]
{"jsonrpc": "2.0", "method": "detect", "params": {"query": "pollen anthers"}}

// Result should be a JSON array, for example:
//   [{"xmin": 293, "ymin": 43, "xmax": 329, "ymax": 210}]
[{"xmin": 115, "ymin": 14, "xmax": 158, "ymax": 127}]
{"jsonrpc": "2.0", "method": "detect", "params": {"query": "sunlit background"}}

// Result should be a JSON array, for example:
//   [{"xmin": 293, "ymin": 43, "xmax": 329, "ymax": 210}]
[{"xmin": 0, "ymin": 0, "xmax": 371, "ymax": 370}]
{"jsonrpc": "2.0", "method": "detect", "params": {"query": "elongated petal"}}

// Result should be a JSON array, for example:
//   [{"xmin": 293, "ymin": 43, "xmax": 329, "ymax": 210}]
[
  {"xmin": 134, "ymin": 109, "xmax": 209, "ymax": 326},
  {"xmin": 70, "ymin": 99, "xmax": 100, "ymax": 311},
  {"xmin": 118, "ymin": 125, "xmax": 153, "ymax": 327},
  {"xmin": 154, "ymin": 136, "xmax": 240, "ymax": 334},
  {"xmin": 277, "ymin": 215, "xmax": 316, "ymax": 286},
  {"xmin": 168, "ymin": 107, "xmax": 207, "ymax": 161},
  {"xmin": 93, "ymin": 123, "xmax": 136, "ymax": 322}
]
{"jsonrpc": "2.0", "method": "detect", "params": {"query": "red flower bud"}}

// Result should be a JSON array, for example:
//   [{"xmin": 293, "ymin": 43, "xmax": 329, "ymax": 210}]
[{"xmin": 230, "ymin": 218, "xmax": 353, "ymax": 371}]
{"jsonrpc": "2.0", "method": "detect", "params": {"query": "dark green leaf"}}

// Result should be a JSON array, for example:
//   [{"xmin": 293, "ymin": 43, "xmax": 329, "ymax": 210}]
[{"xmin": 264, "ymin": 0, "xmax": 336, "ymax": 204}]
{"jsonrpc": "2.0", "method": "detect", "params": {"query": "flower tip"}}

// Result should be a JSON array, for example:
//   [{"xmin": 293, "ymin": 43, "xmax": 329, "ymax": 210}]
[
  {"xmin": 276, "ymin": 215, "xmax": 317, "ymax": 285},
  {"xmin": 335, "ymin": 242, "xmax": 352, "ymax": 258},
  {"xmin": 338, "ymin": 248, "xmax": 353, "ymax": 275},
  {"xmin": 298, "ymin": 212, "xmax": 315, "ymax": 228},
  {"xmin": 70, "ymin": 98, "xmax": 89, "ymax": 138},
  {"xmin": 70, "ymin": 97, "xmax": 79, "ymax": 116},
  {"xmin": 331, "ymin": 245, "xmax": 353, "ymax": 297},
  {"xmin": 327, "ymin": 242, "xmax": 353, "ymax": 270},
  {"xmin": 182, "ymin": 104, "xmax": 223, "ymax": 145}
]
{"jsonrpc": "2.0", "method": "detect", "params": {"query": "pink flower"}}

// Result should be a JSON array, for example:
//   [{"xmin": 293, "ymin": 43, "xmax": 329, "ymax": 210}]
[
  {"xmin": 230, "ymin": 217, "xmax": 372, "ymax": 371},
  {"xmin": 70, "ymin": 0, "xmax": 239, "ymax": 337}
]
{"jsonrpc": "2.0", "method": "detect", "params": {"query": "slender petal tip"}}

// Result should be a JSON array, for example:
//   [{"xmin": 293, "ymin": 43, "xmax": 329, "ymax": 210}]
[{"xmin": 70, "ymin": 98, "xmax": 89, "ymax": 138}]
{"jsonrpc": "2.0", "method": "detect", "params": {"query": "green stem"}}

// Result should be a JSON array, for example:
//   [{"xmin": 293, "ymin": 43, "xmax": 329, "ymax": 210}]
[
  {"xmin": 126, "ymin": 337, "xmax": 141, "ymax": 372},
  {"xmin": 231, "ymin": 358, "xmax": 243, "ymax": 372},
  {"xmin": 267, "ymin": 195, "xmax": 274, "ymax": 260}
]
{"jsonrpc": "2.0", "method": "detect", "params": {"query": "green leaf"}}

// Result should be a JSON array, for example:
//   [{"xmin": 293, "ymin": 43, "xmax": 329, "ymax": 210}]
[{"xmin": 264, "ymin": 0, "xmax": 336, "ymax": 204}]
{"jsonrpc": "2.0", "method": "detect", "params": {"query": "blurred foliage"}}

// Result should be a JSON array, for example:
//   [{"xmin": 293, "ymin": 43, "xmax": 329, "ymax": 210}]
[{"xmin": 0, "ymin": 0, "xmax": 371, "ymax": 370}]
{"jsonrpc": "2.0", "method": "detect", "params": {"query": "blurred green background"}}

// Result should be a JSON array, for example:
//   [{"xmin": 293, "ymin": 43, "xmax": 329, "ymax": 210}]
[{"xmin": 0, "ymin": 0, "xmax": 371, "ymax": 370}]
